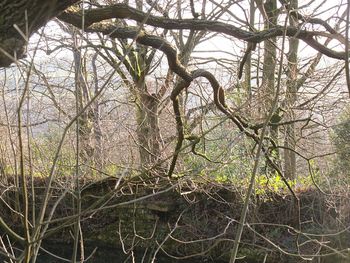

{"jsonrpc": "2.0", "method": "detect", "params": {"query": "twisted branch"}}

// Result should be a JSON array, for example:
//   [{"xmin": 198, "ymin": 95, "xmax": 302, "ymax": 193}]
[{"xmin": 58, "ymin": 3, "xmax": 348, "ymax": 60}]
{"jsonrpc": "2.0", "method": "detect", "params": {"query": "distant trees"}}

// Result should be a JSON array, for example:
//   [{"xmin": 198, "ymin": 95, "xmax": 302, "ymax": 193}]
[
  {"xmin": 0, "ymin": 0, "xmax": 349, "ymax": 262},
  {"xmin": 0, "ymin": 1, "xmax": 348, "ymax": 180},
  {"xmin": 332, "ymin": 106, "xmax": 350, "ymax": 176}
]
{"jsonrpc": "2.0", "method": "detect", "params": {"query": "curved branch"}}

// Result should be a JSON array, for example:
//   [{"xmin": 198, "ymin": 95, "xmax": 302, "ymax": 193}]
[
  {"xmin": 58, "ymin": 3, "xmax": 348, "ymax": 60},
  {"xmin": 167, "ymin": 80, "xmax": 190, "ymax": 177},
  {"xmin": 280, "ymin": 0, "xmax": 347, "ymax": 42},
  {"xmin": 0, "ymin": 1, "xmax": 347, "ymax": 67},
  {"xmin": 20, "ymin": 17, "xmax": 289, "ymax": 181},
  {"xmin": 238, "ymin": 42, "xmax": 257, "ymax": 79}
]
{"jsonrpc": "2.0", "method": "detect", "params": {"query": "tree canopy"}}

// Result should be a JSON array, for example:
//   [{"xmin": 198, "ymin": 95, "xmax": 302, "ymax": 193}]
[
  {"xmin": 0, "ymin": 1, "xmax": 349, "ymax": 262},
  {"xmin": 0, "ymin": 0, "xmax": 348, "ymax": 67}
]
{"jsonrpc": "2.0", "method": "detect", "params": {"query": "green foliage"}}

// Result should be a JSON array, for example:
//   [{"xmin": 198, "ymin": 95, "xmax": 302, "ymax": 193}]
[
  {"xmin": 104, "ymin": 164, "xmax": 119, "ymax": 176},
  {"xmin": 182, "ymin": 118, "xmax": 318, "ymax": 196},
  {"xmin": 255, "ymin": 173, "xmax": 287, "ymax": 195},
  {"xmin": 254, "ymin": 173, "xmax": 315, "ymax": 197},
  {"xmin": 331, "ymin": 107, "xmax": 350, "ymax": 175},
  {"xmin": 185, "ymin": 147, "xmax": 315, "ymax": 196}
]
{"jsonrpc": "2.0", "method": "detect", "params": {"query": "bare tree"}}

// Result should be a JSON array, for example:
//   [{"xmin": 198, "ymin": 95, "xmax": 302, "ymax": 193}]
[{"xmin": 0, "ymin": 1, "xmax": 349, "ymax": 263}]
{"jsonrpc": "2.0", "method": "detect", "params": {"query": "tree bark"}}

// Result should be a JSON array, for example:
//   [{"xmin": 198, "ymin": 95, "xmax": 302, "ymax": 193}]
[
  {"xmin": 135, "ymin": 81, "xmax": 163, "ymax": 173},
  {"xmin": 73, "ymin": 46, "xmax": 95, "ymax": 164},
  {"xmin": 92, "ymin": 53, "xmax": 104, "ymax": 169},
  {"xmin": 0, "ymin": 0, "xmax": 79, "ymax": 67},
  {"xmin": 261, "ymin": 0, "xmax": 278, "ymax": 173},
  {"xmin": 244, "ymin": 0, "xmax": 256, "ymax": 99},
  {"xmin": 284, "ymin": 0, "xmax": 299, "ymax": 179}
]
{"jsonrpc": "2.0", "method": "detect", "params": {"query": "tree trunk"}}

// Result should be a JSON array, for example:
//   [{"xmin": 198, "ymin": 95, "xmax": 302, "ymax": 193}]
[
  {"xmin": 244, "ymin": 0, "xmax": 256, "ymax": 100},
  {"xmin": 73, "ymin": 47, "xmax": 94, "ymax": 164},
  {"xmin": 0, "ymin": 0, "xmax": 78, "ymax": 67},
  {"xmin": 284, "ymin": 120, "xmax": 296, "ymax": 179},
  {"xmin": 135, "ymin": 82, "xmax": 163, "ymax": 174},
  {"xmin": 92, "ymin": 53, "xmax": 104, "ymax": 169},
  {"xmin": 284, "ymin": 0, "xmax": 299, "ymax": 179},
  {"xmin": 261, "ymin": 0, "xmax": 278, "ymax": 173},
  {"xmin": 262, "ymin": 0, "xmax": 277, "ymax": 119}
]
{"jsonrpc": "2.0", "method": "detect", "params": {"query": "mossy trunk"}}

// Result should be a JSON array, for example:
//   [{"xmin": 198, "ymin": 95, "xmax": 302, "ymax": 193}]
[{"xmin": 135, "ymin": 82, "xmax": 163, "ymax": 174}]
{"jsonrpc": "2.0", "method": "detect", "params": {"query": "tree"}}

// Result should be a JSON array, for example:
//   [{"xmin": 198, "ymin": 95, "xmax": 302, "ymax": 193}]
[
  {"xmin": 283, "ymin": 0, "xmax": 299, "ymax": 179},
  {"xmin": 0, "ymin": 1, "xmax": 349, "ymax": 262},
  {"xmin": 0, "ymin": 0, "xmax": 79, "ymax": 67},
  {"xmin": 1, "ymin": 3, "xmax": 349, "ymax": 176}
]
